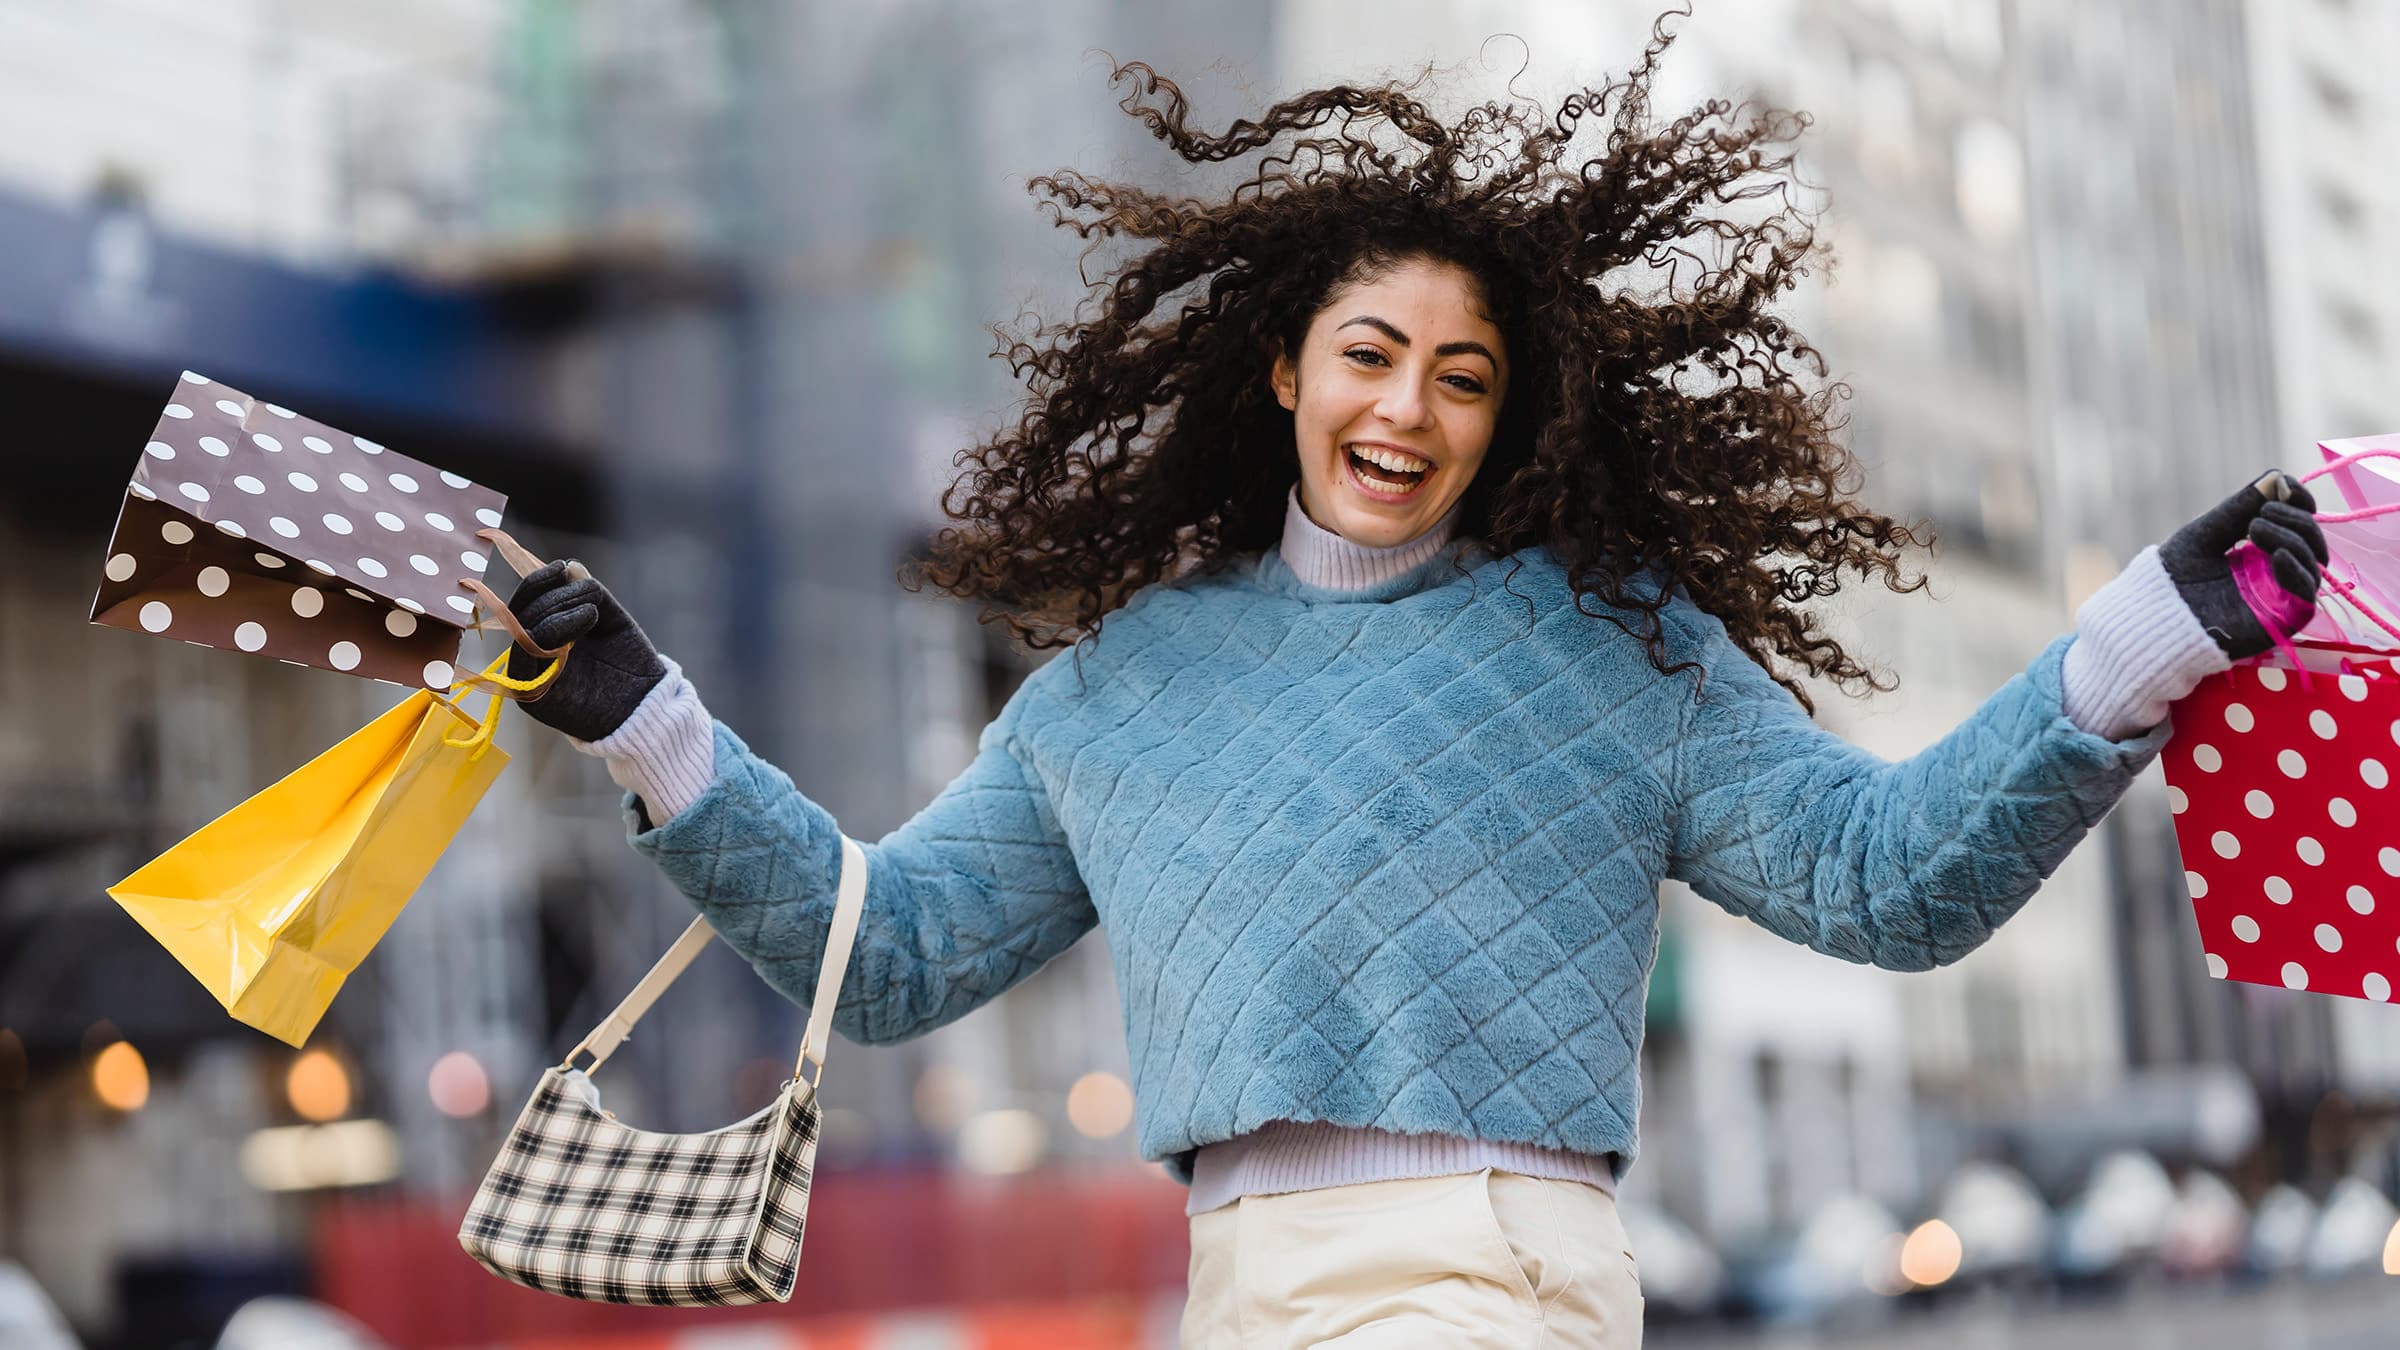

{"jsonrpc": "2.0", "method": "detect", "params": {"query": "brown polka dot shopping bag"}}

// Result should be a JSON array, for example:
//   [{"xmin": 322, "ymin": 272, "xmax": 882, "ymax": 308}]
[
  {"xmin": 89, "ymin": 371, "xmax": 506, "ymax": 690},
  {"xmin": 94, "ymin": 376, "xmax": 572, "ymax": 1045}
]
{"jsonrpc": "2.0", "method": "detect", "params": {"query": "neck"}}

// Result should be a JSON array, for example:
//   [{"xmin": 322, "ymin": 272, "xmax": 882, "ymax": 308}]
[{"xmin": 1277, "ymin": 484, "xmax": 1463, "ymax": 591}]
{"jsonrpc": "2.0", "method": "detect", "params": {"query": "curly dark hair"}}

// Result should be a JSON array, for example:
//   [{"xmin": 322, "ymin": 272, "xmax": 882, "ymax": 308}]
[{"xmin": 902, "ymin": 6, "xmax": 1929, "ymax": 710}]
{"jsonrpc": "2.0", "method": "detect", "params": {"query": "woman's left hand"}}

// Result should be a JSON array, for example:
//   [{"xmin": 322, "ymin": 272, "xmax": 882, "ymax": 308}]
[{"xmin": 2159, "ymin": 469, "xmax": 2331, "ymax": 660}]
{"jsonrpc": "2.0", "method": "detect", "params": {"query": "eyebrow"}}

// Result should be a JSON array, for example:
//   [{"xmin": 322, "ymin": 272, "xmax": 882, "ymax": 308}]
[{"xmin": 1336, "ymin": 315, "xmax": 1499, "ymax": 367}]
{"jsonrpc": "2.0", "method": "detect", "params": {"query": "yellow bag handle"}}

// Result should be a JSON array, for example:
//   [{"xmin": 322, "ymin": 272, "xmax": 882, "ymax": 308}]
[
  {"xmin": 437, "ymin": 651, "xmax": 545, "ymax": 761},
  {"xmin": 433, "ymin": 528, "xmax": 576, "ymax": 761}
]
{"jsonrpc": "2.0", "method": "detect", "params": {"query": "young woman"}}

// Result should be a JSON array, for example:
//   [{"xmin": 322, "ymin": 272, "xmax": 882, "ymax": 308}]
[{"xmin": 498, "ymin": 19, "xmax": 2326, "ymax": 1347}]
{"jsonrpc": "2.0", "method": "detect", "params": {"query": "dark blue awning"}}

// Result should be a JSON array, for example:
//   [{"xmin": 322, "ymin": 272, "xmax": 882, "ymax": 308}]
[{"xmin": 0, "ymin": 186, "xmax": 555, "ymax": 439}]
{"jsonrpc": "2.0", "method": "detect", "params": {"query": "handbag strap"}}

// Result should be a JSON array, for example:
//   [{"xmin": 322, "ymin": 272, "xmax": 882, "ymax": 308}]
[
  {"xmin": 799, "ymin": 834, "xmax": 869, "ymax": 1089},
  {"xmin": 564, "ymin": 834, "xmax": 869, "ymax": 1085}
]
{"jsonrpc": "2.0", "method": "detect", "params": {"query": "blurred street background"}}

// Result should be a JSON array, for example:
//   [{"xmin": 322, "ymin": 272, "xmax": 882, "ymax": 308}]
[{"xmin": 2, "ymin": 0, "xmax": 2398, "ymax": 1345}]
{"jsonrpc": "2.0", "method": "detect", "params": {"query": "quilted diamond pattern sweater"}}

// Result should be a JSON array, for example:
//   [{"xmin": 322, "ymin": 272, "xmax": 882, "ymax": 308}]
[{"xmin": 624, "ymin": 540, "xmax": 2168, "ymax": 1182}]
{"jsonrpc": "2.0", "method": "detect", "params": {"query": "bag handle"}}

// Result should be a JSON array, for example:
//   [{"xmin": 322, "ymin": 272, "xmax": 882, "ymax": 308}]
[
  {"xmin": 564, "ymin": 835, "xmax": 869, "ymax": 1090},
  {"xmin": 2302, "ymin": 447, "xmax": 2400, "ymax": 524},
  {"xmin": 561, "ymin": 915, "xmax": 716, "ymax": 1076},
  {"xmin": 2232, "ymin": 461, "xmax": 2400, "ymax": 678},
  {"xmin": 800, "ymin": 835, "xmax": 869, "ymax": 1090},
  {"xmin": 445, "ymin": 527, "xmax": 575, "ymax": 701}
]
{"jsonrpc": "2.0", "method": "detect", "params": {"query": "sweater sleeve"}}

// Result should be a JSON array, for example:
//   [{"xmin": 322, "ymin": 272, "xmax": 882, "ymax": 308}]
[
  {"xmin": 623, "ymin": 714, "xmax": 1096, "ymax": 1044},
  {"xmin": 1662, "ymin": 606, "xmax": 2168, "ymax": 971},
  {"xmin": 2057, "ymin": 546, "xmax": 2233, "ymax": 740},
  {"xmin": 571, "ymin": 655, "xmax": 720, "ymax": 822}
]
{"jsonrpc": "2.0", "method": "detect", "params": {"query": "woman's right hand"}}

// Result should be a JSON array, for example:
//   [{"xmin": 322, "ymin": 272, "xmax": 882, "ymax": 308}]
[{"xmin": 502, "ymin": 560, "xmax": 668, "ymax": 742}]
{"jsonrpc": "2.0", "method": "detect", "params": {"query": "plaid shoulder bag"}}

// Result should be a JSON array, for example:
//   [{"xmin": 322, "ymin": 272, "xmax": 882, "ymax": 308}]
[{"xmin": 457, "ymin": 835, "xmax": 867, "ymax": 1305}]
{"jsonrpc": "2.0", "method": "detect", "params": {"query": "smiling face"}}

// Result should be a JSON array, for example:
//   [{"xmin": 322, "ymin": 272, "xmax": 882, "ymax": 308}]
[{"xmin": 1272, "ymin": 256, "xmax": 1508, "ymax": 550}]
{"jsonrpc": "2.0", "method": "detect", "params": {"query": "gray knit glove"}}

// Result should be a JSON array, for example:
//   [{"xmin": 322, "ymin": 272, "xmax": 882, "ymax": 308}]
[
  {"xmin": 2159, "ymin": 469, "xmax": 2329, "ymax": 661},
  {"xmin": 502, "ymin": 561, "xmax": 668, "ymax": 743}
]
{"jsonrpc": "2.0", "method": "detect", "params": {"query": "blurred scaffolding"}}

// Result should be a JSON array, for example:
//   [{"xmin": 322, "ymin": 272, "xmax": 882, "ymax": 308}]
[{"xmin": 0, "ymin": 1, "xmax": 1261, "ymax": 1342}]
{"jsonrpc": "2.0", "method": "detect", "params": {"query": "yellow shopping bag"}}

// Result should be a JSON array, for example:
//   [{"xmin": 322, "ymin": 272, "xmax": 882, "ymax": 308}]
[{"xmin": 108, "ymin": 643, "xmax": 560, "ymax": 1046}]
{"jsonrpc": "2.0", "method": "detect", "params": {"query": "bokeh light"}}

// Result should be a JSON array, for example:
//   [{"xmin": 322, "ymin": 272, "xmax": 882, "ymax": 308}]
[
  {"xmin": 1066, "ymin": 1070, "xmax": 1134, "ymax": 1139},
  {"xmin": 915, "ymin": 1064, "xmax": 976, "ymax": 1131},
  {"xmin": 958, "ymin": 1109, "xmax": 1045, "ymax": 1175},
  {"xmin": 427, "ymin": 1051, "xmax": 490, "ymax": 1118},
  {"xmin": 286, "ymin": 1049, "xmax": 351, "ymax": 1122},
  {"xmin": 91, "ymin": 1041, "xmax": 148, "ymax": 1112},
  {"xmin": 1900, "ymin": 1219, "xmax": 1964, "ymax": 1289},
  {"xmin": 239, "ymin": 1121, "xmax": 402, "ymax": 1192}
]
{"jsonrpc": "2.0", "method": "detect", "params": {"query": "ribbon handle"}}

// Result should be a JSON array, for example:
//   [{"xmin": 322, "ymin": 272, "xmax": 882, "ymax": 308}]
[
  {"xmin": 2301, "ymin": 447, "xmax": 2400, "ymax": 525},
  {"xmin": 444, "ymin": 527, "xmax": 577, "ymax": 702},
  {"xmin": 2232, "ymin": 459, "xmax": 2400, "ymax": 678}
]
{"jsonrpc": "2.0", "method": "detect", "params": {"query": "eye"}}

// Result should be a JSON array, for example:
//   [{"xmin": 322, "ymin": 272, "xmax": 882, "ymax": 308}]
[
  {"xmin": 1440, "ymin": 374, "xmax": 1487, "ymax": 394},
  {"xmin": 1341, "ymin": 347, "xmax": 1390, "ymax": 367}
]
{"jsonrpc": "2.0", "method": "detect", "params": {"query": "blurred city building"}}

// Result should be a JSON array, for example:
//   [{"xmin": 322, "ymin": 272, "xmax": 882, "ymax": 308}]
[
  {"xmin": 2014, "ymin": 0, "xmax": 2400, "ymax": 1201},
  {"xmin": 1276, "ymin": 0, "xmax": 2400, "ymax": 1261},
  {"xmin": 2240, "ymin": 0, "xmax": 2400, "ymax": 1128}
]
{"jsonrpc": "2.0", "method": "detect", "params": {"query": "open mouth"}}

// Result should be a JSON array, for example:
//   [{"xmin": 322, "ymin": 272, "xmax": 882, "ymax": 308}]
[{"xmin": 1345, "ymin": 446, "xmax": 1431, "ymax": 499}]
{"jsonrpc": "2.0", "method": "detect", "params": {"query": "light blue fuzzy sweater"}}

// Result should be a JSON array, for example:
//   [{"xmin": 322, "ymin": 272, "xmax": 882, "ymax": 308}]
[{"xmin": 617, "ymin": 536, "xmax": 2170, "ymax": 1182}]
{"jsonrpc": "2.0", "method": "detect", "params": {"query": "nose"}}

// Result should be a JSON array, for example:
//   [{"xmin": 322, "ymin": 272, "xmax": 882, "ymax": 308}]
[{"xmin": 1374, "ymin": 378, "xmax": 1432, "ymax": 431}]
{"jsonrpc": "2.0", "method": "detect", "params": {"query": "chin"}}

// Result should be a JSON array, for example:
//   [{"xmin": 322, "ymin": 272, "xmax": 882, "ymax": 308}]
[{"xmin": 1332, "ymin": 501, "xmax": 1439, "ymax": 548}]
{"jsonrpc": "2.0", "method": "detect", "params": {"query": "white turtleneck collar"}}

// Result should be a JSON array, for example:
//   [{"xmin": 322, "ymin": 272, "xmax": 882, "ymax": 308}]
[{"xmin": 1276, "ymin": 483, "xmax": 1464, "ymax": 592}]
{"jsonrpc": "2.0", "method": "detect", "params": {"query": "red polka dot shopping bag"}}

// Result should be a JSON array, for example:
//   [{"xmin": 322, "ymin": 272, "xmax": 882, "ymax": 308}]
[
  {"xmin": 94, "ymin": 376, "xmax": 573, "ymax": 1045},
  {"xmin": 2164, "ymin": 648, "xmax": 2400, "ymax": 1002},
  {"xmin": 2163, "ymin": 444, "xmax": 2400, "ymax": 1004}
]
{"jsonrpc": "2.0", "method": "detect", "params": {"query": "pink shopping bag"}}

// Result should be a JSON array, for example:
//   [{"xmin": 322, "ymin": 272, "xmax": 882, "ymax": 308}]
[{"xmin": 2293, "ymin": 439, "xmax": 2400, "ymax": 647}]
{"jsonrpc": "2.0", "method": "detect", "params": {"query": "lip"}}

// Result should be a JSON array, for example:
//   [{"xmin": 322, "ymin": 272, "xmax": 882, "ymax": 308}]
[
  {"xmin": 1342, "ymin": 446, "xmax": 1435, "ymax": 505},
  {"xmin": 1346, "ymin": 440, "xmax": 1433, "ymax": 463}
]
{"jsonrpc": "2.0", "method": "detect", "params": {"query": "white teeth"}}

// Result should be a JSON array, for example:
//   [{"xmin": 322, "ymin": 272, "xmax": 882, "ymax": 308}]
[
  {"xmin": 1349, "ymin": 457, "xmax": 1425, "ymax": 496},
  {"xmin": 1350, "ymin": 444, "xmax": 1430, "ymax": 474}
]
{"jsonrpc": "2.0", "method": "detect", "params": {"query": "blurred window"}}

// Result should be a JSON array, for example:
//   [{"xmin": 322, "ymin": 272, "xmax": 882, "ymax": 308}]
[
  {"xmin": 2315, "ymin": 178, "xmax": 2365, "ymax": 234},
  {"xmin": 2323, "ymin": 292, "xmax": 2381, "ymax": 353},
  {"xmin": 1856, "ymin": 60, "xmax": 1918, "ymax": 184},
  {"xmin": 1952, "ymin": 119, "xmax": 2024, "ymax": 245},
  {"xmin": 2074, "ymin": 7, "xmax": 2127, "ymax": 88},
  {"xmin": 2030, "ymin": 27, "xmax": 2072, "ymax": 91},
  {"xmin": 1888, "ymin": 0, "xmax": 1945, "ymax": 48},
  {"xmin": 2335, "ymin": 402, "xmax": 2384, "ymax": 436},
  {"xmin": 534, "ymin": 875, "xmax": 599, "ymax": 1046},
  {"xmin": 1964, "ymin": 978, "xmax": 2023, "ymax": 1072},
  {"xmin": 1871, "ymin": 244, "xmax": 1942, "ymax": 341},
  {"xmin": 1754, "ymin": 1050, "xmax": 1789, "ymax": 1229},
  {"xmin": 2305, "ymin": 64, "xmax": 2361, "ymax": 121},
  {"xmin": 1945, "ymin": 0, "xmax": 2006, "ymax": 67},
  {"xmin": 1834, "ymin": 1054, "xmax": 1876, "ymax": 1196},
  {"xmin": 1793, "ymin": 35, "xmax": 1856, "ymax": 131},
  {"xmin": 1955, "ymin": 288, "xmax": 2026, "ymax": 382},
  {"xmin": 1978, "ymin": 454, "xmax": 2038, "ymax": 547}
]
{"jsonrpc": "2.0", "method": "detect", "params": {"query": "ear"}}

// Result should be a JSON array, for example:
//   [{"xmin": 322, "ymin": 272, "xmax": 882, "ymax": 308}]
[{"xmin": 1270, "ymin": 346, "xmax": 1298, "ymax": 411}]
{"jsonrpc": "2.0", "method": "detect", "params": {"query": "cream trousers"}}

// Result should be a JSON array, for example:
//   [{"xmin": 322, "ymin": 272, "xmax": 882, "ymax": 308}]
[{"xmin": 1179, "ymin": 1168, "xmax": 1644, "ymax": 1348}]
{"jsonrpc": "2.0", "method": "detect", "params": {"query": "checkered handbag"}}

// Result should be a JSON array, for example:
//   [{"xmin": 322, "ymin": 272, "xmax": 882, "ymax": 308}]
[{"xmin": 456, "ymin": 835, "xmax": 867, "ymax": 1305}]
